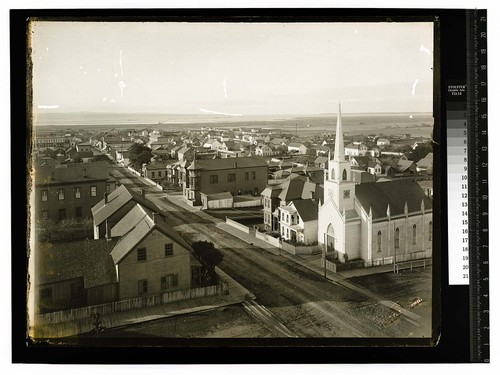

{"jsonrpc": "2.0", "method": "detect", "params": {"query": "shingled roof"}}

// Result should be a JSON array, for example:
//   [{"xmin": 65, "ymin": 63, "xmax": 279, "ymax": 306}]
[
  {"xmin": 110, "ymin": 204, "xmax": 148, "ymax": 238},
  {"xmin": 35, "ymin": 161, "xmax": 109, "ymax": 186},
  {"xmin": 36, "ymin": 239, "xmax": 118, "ymax": 287},
  {"xmin": 355, "ymin": 179, "xmax": 432, "ymax": 220},
  {"xmin": 110, "ymin": 214, "xmax": 192, "ymax": 264},
  {"xmin": 91, "ymin": 184, "xmax": 165, "ymax": 226},
  {"xmin": 291, "ymin": 199, "xmax": 318, "ymax": 222},
  {"xmin": 187, "ymin": 157, "xmax": 268, "ymax": 171}
]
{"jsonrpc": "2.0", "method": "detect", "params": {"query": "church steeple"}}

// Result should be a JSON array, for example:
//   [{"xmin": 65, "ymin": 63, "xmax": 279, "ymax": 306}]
[
  {"xmin": 333, "ymin": 101, "xmax": 344, "ymax": 162},
  {"xmin": 323, "ymin": 100, "xmax": 355, "ymax": 212}
]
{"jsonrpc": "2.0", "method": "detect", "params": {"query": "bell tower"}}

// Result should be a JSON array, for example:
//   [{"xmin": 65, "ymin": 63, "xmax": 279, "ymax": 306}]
[{"xmin": 323, "ymin": 102, "xmax": 356, "ymax": 211}]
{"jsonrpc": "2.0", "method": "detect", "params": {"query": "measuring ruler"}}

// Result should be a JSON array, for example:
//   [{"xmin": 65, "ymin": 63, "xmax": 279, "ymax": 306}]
[
  {"xmin": 466, "ymin": 9, "xmax": 489, "ymax": 363},
  {"xmin": 446, "ymin": 9, "xmax": 489, "ymax": 362}
]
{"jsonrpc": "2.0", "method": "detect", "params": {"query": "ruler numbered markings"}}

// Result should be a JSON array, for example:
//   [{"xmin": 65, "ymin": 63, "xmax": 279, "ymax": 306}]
[{"xmin": 447, "ymin": 84, "xmax": 469, "ymax": 285}]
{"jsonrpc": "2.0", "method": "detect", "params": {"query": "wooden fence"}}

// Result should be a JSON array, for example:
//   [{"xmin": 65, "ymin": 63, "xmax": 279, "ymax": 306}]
[
  {"xmin": 225, "ymin": 217, "xmax": 250, "ymax": 234},
  {"xmin": 35, "ymin": 281, "xmax": 228, "ymax": 326},
  {"xmin": 394, "ymin": 259, "xmax": 431, "ymax": 273}
]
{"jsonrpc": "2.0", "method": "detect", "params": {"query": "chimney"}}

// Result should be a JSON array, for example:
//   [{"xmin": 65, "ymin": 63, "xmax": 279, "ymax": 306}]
[
  {"xmin": 105, "ymin": 219, "xmax": 111, "ymax": 240},
  {"xmin": 152, "ymin": 212, "xmax": 158, "ymax": 224},
  {"xmin": 104, "ymin": 192, "xmax": 108, "ymax": 204}
]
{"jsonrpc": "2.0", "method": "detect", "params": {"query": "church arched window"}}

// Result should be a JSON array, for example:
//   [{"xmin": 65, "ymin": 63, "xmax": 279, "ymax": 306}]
[
  {"xmin": 395, "ymin": 227, "xmax": 400, "ymax": 249},
  {"xmin": 429, "ymin": 221, "xmax": 433, "ymax": 241},
  {"xmin": 327, "ymin": 224, "xmax": 335, "ymax": 252},
  {"xmin": 412, "ymin": 224, "xmax": 417, "ymax": 245},
  {"xmin": 342, "ymin": 169, "xmax": 347, "ymax": 181},
  {"xmin": 331, "ymin": 168, "xmax": 335, "ymax": 180},
  {"xmin": 377, "ymin": 231, "xmax": 382, "ymax": 252}
]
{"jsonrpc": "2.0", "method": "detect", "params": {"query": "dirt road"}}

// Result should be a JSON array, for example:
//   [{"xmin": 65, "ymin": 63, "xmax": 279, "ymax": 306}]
[{"xmin": 107, "ymin": 162, "xmax": 431, "ymax": 338}]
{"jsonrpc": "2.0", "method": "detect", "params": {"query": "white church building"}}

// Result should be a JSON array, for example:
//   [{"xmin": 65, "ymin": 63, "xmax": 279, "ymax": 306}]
[{"xmin": 318, "ymin": 104, "xmax": 433, "ymax": 267}]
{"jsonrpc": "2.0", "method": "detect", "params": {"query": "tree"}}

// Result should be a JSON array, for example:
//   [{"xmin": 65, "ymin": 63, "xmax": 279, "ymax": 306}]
[
  {"xmin": 91, "ymin": 154, "xmax": 110, "ymax": 162},
  {"xmin": 129, "ymin": 143, "xmax": 153, "ymax": 170},
  {"xmin": 191, "ymin": 241, "xmax": 224, "ymax": 286}
]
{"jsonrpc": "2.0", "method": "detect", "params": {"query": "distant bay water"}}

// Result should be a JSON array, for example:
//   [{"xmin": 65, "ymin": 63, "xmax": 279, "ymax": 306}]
[{"xmin": 34, "ymin": 112, "xmax": 434, "ymax": 137}]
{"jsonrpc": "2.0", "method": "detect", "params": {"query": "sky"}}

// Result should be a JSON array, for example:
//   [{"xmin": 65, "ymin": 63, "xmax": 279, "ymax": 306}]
[{"xmin": 31, "ymin": 21, "xmax": 434, "ymax": 115}]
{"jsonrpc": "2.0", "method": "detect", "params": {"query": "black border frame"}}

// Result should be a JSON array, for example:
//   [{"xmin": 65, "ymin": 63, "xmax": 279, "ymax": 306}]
[{"xmin": 11, "ymin": 8, "xmax": 472, "ymax": 363}]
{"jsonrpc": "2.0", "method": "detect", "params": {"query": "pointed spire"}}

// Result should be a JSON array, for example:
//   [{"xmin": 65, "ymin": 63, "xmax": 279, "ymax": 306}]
[
  {"xmin": 404, "ymin": 201, "xmax": 408, "ymax": 216},
  {"xmin": 386, "ymin": 204, "xmax": 391, "ymax": 218},
  {"xmin": 333, "ymin": 101, "xmax": 345, "ymax": 162},
  {"xmin": 421, "ymin": 198, "xmax": 425, "ymax": 212},
  {"xmin": 369, "ymin": 206, "xmax": 372, "ymax": 218}
]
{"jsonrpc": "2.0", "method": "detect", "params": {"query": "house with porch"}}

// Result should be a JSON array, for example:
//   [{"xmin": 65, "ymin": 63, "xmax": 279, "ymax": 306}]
[{"xmin": 278, "ymin": 199, "xmax": 318, "ymax": 245}]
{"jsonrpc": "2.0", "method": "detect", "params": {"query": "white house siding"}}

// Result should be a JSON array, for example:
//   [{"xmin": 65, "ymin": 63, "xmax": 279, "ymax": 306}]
[
  {"xmin": 118, "ymin": 229, "xmax": 192, "ymax": 299},
  {"xmin": 301, "ymin": 218, "xmax": 318, "ymax": 244}
]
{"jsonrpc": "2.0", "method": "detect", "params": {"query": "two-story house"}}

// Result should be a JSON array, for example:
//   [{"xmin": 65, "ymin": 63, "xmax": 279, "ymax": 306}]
[
  {"xmin": 35, "ymin": 161, "xmax": 116, "ymax": 222},
  {"xmin": 184, "ymin": 157, "xmax": 268, "ymax": 207},
  {"xmin": 110, "ymin": 212, "xmax": 202, "ymax": 299},
  {"xmin": 278, "ymin": 199, "xmax": 318, "ymax": 244}
]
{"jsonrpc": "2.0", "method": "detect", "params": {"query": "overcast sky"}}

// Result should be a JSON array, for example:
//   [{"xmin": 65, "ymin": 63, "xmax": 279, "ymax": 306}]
[{"xmin": 31, "ymin": 21, "xmax": 433, "ymax": 115}]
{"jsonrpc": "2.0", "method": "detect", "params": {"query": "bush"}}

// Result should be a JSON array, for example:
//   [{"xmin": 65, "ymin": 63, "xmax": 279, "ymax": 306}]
[{"xmin": 191, "ymin": 241, "xmax": 224, "ymax": 286}]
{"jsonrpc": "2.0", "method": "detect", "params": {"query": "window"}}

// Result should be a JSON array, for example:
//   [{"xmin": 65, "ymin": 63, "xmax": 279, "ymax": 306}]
[
  {"xmin": 395, "ymin": 227, "xmax": 400, "ymax": 249},
  {"xmin": 41, "ymin": 210, "xmax": 49, "ymax": 219},
  {"xmin": 165, "ymin": 243, "xmax": 174, "ymax": 257},
  {"xmin": 152, "ymin": 171, "xmax": 155, "ymax": 178},
  {"xmin": 161, "ymin": 273, "xmax": 178, "ymax": 290},
  {"xmin": 70, "ymin": 280, "xmax": 83, "ymax": 301},
  {"xmin": 75, "ymin": 207, "xmax": 82, "ymax": 218},
  {"xmin": 281, "ymin": 212, "xmax": 284, "ymax": 221},
  {"xmin": 377, "ymin": 231, "xmax": 382, "ymax": 252},
  {"xmin": 41, "ymin": 190, "xmax": 48, "ymax": 202},
  {"xmin": 40, "ymin": 287, "xmax": 52, "ymax": 302},
  {"xmin": 245, "ymin": 172, "xmax": 249, "ymax": 181},
  {"xmin": 254, "ymin": 187, "xmax": 259, "ymax": 196},
  {"xmin": 158, "ymin": 171, "xmax": 162, "ymax": 177},
  {"xmin": 252, "ymin": 171, "xmax": 256, "ymax": 180},
  {"xmin": 58, "ymin": 209, "xmax": 66, "ymax": 222},
  {"xmin": 74, "ymin": 187, "xmax": 81, "ymax": 199},
  {"xmin": 228, "ymin": 173, "xmax": 236, "ymax": 182},
  {"xmin": 412, "ymin": 224, "xmax": 417, "ymax": 245},
  {"xmin": 91, "ymin": 186, "xmax": 97, "ymax": 196},
  {"xmin": 138, "ymin": 279, "xmax": 148, "ymax": 295},
  {"xmin": 58, "ymin": 188, "xmax": 65, "ymax": 200},
  {"xmin": 210, "ymin": 175, "xmax": 218, "ymax": 184},
  {"xmin": 429, "ymin": 221, "xmax": 433, "ymax": 241},
  {"xmin": 342, "ymin": 169, "xmax": 347, "ymax": 181},
  {"xmin": 137, "ymin": 248, "xmax": 147, "ymax": 262}
]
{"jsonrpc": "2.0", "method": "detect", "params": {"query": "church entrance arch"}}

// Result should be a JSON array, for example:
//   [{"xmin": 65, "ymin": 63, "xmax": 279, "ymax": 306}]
[{"xmin": 326, "ymin": 224, "xmax": 337, "ymax": 258}]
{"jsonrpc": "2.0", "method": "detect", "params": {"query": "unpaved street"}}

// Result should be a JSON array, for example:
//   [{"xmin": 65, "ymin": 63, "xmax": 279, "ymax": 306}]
[{"xmin": 107, "ymin": 162, "xmax": 432, "ymax": 338}]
